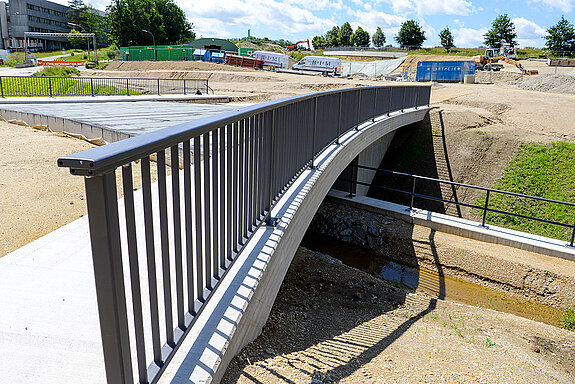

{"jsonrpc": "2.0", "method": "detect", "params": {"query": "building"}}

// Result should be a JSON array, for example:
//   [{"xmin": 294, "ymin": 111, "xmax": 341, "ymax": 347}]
[
  {"xmin": 187, "ymin": 38, "xmax": 238, "ymax": 53},
  {"xmin": 0, "ymin": 0, "xmax": 71, "ymax": 51}
]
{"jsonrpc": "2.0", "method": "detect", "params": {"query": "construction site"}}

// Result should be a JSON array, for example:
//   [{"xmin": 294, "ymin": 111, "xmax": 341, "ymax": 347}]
[{"xmin": 2, "ymin": 46, "xmax": 575, "ymax": 383}]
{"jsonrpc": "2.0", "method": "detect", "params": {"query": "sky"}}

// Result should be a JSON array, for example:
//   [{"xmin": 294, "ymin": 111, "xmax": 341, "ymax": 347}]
[{"xmin": 52, "ymin": 0, "xmax": 575, "ymax": 48}]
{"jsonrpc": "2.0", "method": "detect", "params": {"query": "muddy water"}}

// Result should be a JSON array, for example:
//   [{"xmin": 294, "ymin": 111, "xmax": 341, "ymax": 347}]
[{"xmin": 301, "ymin": 232, "xmax": 563, "ymax": 327}]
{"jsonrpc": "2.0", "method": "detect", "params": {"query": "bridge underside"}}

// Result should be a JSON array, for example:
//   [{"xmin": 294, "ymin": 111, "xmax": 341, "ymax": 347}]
[{"xmin": 158, "ymin": 107, "xmax": 430, "ymax": 383}]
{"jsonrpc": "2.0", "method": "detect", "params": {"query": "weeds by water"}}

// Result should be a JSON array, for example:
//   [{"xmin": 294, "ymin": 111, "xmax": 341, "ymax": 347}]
[{"xmin": 561, "ymin": 307, "xmax": 575, "ymax": 331}]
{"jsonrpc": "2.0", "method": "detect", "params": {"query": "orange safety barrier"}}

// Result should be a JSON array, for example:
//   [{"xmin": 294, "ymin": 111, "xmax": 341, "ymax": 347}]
[{"xmin": 38, "ymin": 59, "xmax": 87, "ymax": 67}]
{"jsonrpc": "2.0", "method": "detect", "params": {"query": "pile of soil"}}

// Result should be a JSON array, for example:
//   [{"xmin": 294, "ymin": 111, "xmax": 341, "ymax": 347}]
[{"xmin": 516, "ymin": 72, "xmax": 575, "ymax": 94}]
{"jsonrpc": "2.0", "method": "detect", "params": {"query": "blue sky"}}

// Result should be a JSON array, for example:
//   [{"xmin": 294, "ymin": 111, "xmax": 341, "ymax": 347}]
[{"xmin": 54, "ymin": 0, "xmax": 575, "ymax": 48}]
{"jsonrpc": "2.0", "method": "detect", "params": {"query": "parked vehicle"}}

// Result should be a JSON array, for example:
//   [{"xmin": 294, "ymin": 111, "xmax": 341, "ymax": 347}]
[
  {"xmin": 292, "ymin": 56, "xmax": 343, "ymax": 76},
  {"xmin": 250, "ymin": 51, "xmax": 290, "ymax": 68}
]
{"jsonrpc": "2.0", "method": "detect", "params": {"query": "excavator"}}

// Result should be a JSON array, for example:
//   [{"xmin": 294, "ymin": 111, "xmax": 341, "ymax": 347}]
[
  {"xmin": 285, "ymin": 40, "xmax": 311, "ymax": 51},
  {"xmin": 474, "ymin": 45, "xmax": 538, "ymax": 75}
]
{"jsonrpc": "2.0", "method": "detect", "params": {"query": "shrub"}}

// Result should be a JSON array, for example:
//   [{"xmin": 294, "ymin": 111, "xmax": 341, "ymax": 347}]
[{"xmin": 31, "ymin": 66, "xmax": 81, "ymax": 77}]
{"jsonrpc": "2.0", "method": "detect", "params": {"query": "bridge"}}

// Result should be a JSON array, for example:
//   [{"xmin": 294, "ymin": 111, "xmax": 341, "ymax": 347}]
[{"xmin": 56, "ymin": 85, "xmax": 431, "ymax": 383}]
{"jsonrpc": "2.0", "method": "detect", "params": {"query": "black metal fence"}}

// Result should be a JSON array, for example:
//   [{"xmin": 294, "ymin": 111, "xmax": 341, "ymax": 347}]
[
  {"xmin": 0, "ymin": 76, "xmax": 211, "ymax": 97},
  {"xmin": 57, "ymin": 85, "xmax": 431, "ymax": 384},
  {"xmin": 346, "ymin": 165, "xmax": 575, "ymax": 246}
]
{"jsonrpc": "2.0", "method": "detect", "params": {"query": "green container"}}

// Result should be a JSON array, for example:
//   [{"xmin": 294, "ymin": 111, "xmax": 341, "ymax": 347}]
[{"xmin": 238, "ymin": 47, "xmax": 254, "ymax": 57}]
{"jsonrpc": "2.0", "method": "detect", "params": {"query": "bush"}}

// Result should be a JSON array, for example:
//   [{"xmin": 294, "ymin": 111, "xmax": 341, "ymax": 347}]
[{"xmin": 31, "ymin": 66, "xmax": 81, "ymax": 77}]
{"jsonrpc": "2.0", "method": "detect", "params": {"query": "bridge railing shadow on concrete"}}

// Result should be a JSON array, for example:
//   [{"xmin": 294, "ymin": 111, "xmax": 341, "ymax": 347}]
[{"xmin": 57, "ymin": 85, "xmax": 431, "ymax": 384}]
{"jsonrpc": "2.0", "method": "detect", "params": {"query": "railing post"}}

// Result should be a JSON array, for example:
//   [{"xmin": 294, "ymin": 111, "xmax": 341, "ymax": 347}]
[
  {"xmin": 157, "ymin": 78, "xmax": 161, "ymax": 95},
  {"xmin": 482, "ymin": 190, "xmax": 491, "ymax": 227},
  {"xmin": 90, "ymin": 78, "xmax": 94, "ymax": 97},
  {"xmin": 336, "ymin": 91, "xmax": 342, "ymax": 144},
  {"xmin": 48, "ymin": 77, "xmax": 53, "ymax": 97},
  {"xmin": 570, "ymin": 222, "xmax": 575, "ymax": 247},
  {"xmin": 311, "ymin": 97, "xmax": 317, "ymax": 169},
  {"xmin": 410, "ymin": 175, "xmax": 416, "ymax": 210},
  {"xmin": 0, "ymin": 76, "xmax": 4, "ymax": 98},
  {"xmin": 387, "ymin": 86, "xmax": 392, "ymax": 116},
  {"xmin": 372, "ymin": 88, "xmax": 377, "ymax": 122},
  {"xmin": 266, "ymin": 109, "xmax": 277, "ymax": 226},
  {"xmin": 401, "ymin": 86, "xmax": 406, "ymax": 112},
  {"xmin": 126, "ymin": 78, "xmax": 130, "ymax": 96},
  {"xmin": 183, "ymin": 79, "xmax": 186, "ymax": 95},
  {"xmin": 205, "ymin": 80, "xmax": 209, "ymax": 95},
  {"xmin": 356, "ymin": 88, "xmax": 361, "ymax": 130},
  {"xmin": 84, "ymin": 172, "xmax": 134, "ymax": 384}
]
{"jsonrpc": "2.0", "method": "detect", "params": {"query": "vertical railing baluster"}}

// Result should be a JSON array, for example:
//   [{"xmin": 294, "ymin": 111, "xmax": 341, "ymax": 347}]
[
  {"xmin": 238, "ymin": 121, "xmax": 246, "ymax": 240},
  {"xmin": 219, "ymin": 125, "xmax": 227, "ymax": 269},
  {"xmin": 356, "ymin": 89, "xmax": 361, "ymax": 130},
  {"xmin": 410, "ymin": 175, "xmax": 417, "ymax": 210},
  {"xmin": 570, "ymin": 221, "xmax": 575, "ymax": 247},
  {"xmin": 211, "ymin": 128, "xmax": 219, "ymax": 280},
  {"xmin": 158, "ymin": 78, "xmax": 161, "ymax": 95},
  {"xmin": 141, "ymin": 156, "xmax": 163, "ymax": 364},
  {"xmin": 193, "ymin": 136, "xmax": 205, "ymax": 301},
  {"xmin": 372, "ymin": 88, "xmax": 377, "ymax": 122},
  {"xmin": 183, "ymin": 141, "xmax": 195, "ymax": 313},
  {"xmin": 126, "ymin": 78, "xmax": 130, "ymax": 96},
  {"xmin": 482, "ymin": 190, "xmax": 491, "ymax": 227},
  {"xmin": 227, "ymin": 123, "xmax": 234, "ymax": 260},
  {"xmin": 84, "ymin": 171, "xmax": 134, "ymax": 384},
  {"xmin": 157, "ymin": 150, "xmax": 174, "ymax": 346},
  {"xmin": 266, "ymin": 110, "xmax": 275, "ymax": 225},
  {"xmin": 48, "ymin": 77, "xmax": 53, "ymax": 97},
  {"xmin": 171, "ymin": 145, "xmax": 185, "ymax": 329},
  {"xmin": 336, "ymin": 91, "xmax": 342, "ymax": 144},
  {"xmin": 388, "ymin": 86, "xmax": 393, "ymax": 116},
  {"xmin": 203, "ymin": 132, "xmax": 213, "ymax": 289},
  {"xmin": 1, "ymin": 76, "xmax": 5, "ymax": 97},
  {"xmin": 91, "ymin": 78, "xmax": 95, "ymax": 97},
  {"xmin": 311, "ymin": 97, "xmax": 317, "ymax": 169},
  {"xmin": 121, "ymin": 164, "xmax": 148, "ymax": 384},
  {"xmin": 233, "ymin": 122, "xmax": 240, "ymax": 252}
]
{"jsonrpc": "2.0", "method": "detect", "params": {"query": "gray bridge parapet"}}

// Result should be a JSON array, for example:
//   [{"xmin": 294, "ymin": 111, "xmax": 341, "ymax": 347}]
[{"xmin": 57, "ymin": 85, "xmax": 431, "ymax": 383}]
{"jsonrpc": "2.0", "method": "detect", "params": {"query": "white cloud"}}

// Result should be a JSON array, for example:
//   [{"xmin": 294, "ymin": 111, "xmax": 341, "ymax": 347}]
[
  {"xmin": 454, "ymin": 27, "xmax": 488, "ymax": 47},
  {"xmin": 184, "ymin": 0, "xmax": 335, "ymax": 38},
  {"xmin": 377, "ymin": 0, "xmax": 475, "ymax": 16},
  {"xmin": 512, "ymin": 17, "xmax": 547, "ymax": 40},
  {"xmin": 284, "ymin": 0, "xmax": 345, "ymax": 11},
  {"xmin": 351, "ymin": 9, "xmax": 407, "ymax": 34},
  {"xmin": 529, "ymin": 0, "xmax": 575, "ymax": 13}
]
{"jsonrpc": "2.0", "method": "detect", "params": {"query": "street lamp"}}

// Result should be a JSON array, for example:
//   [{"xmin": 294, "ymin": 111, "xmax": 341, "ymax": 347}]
[
  {"xmin": 142, "ymin": 29, "xmax": 157, "ymax": 61},
  {"xmin": 68, "ymin": 22, "xmax": 97, "ymax": 64}
]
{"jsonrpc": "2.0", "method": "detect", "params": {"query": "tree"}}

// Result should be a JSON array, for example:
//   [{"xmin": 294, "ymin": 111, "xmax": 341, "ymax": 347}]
[
  {"xmin": 338, "ymin": 22, "xmax": 353, "ymax": 47},
  {"xmin": 351, "ymin": 26, "xmax": 370, "ymax": 47},
  {"xmin": 67, "ymin": 0, "xmax": 110, "ymax": 46},
  {"xmin": 395, "ymin": 20, "xmax": 426, "ymax": 49},
  {"xmin": 107, "ymin": 0, "xmax": 194, "ymax": 46},
  {"xmin": 67, "ymin": 29, "xmax": 85, "ymax": 47},
  {"xmin": 372, "ymin": 27, "xmax": 386, "ymax": 48},
  {"xmin": 545, "ymin": 16, "xmax": 575, "ymax": 57},
  {"xmin": 312, "ymin": 35, "xmax": 325, "ymax": 50},
  {"xmin": 484, "ymin": 14, "xmax": 517, "ymax": 48},
  {"xmin": 439, "ymin": 27, "xmax": 454, "ymax": 50},
  {"xmin": 325, "ymin": 26, "xmax": 340, "ymax": 47}
]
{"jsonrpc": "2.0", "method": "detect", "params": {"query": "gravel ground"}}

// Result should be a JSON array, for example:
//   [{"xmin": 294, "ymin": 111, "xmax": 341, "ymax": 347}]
[{"xmin": 222, "ymin": 248, "xmax": 575, "ymax": 384}]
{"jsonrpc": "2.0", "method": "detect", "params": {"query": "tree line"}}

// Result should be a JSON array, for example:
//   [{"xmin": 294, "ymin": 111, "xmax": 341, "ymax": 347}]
[
  {"xmin": 66, "ymin": 0, "xmax": 195, "ymax": 48},
  {"xmin": 311, "ymin": 15, "xmax": 575, "ymax": 56}
]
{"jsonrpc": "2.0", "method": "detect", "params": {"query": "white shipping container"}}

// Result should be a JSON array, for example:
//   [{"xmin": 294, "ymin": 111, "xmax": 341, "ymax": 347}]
[
  {"xmin": 250, "ymin": 51, "xmax": 290, "ymax": 68},
  {"xmin": 292, "ymin": 56, "xmax": 343, "ymax": 75}
]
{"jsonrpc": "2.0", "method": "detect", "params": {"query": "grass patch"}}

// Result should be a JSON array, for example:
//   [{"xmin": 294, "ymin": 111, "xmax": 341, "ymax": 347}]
[
  {"xmin": 476, "ymin": 142, "xmax": 575, "ymax": 241},
  {"xmin": 561, "ymin": 307, "xmax": 575, "ymax": 331},
  {"xmin": 408, "ymin": 47, "xmax": 546, "ymax": 59},
  {"xmin": 0, "ymin": 76, "xmax": 129, "ymax": 97},
  {"xmin": 31, "ymin": 66, "xmax": 80, "ymax": 77}
]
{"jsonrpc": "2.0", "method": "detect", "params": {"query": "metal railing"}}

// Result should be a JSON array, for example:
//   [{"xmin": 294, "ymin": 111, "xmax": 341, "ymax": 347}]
[
  {"xmin": 0, "ymin": 76, "xmax": 211, "ymax": 97},
  {"xmin": 345, "ymin": 165, "xmax": 575, "ymax": 246},
  {"xmin": 57, "ymin": 85, "xmax": 431, "ymax": 384}
]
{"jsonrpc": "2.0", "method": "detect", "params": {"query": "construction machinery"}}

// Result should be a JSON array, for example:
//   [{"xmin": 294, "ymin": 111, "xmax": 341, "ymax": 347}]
[
  {"xmin": 285, "ymin": 40, "xmax": 310, "ymax": 51},
  {"xmin": 473, "ymin": 45, "xmax": 538, "ymax": 75}
]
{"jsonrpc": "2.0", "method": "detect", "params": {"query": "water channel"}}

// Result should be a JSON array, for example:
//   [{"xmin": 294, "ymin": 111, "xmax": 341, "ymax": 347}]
[{"xmin": 301, "ymin": 232, "xmax": 563, "ymax": 327}]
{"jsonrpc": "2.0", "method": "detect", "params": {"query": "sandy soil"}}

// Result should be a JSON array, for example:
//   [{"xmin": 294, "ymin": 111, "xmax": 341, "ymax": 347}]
[
  {"xmin": 222, "ymin": 248, "xmax": 575, "ymax": 384},
  {"xmin": 2, "ymin": 58, "xmax": 575, "ymax": 381}
]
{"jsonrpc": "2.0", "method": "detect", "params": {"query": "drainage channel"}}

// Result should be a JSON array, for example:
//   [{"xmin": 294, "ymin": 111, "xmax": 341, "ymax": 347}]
[{"xmin": 301, "ymin": 232, "xmax": 563, "ymax": 327}]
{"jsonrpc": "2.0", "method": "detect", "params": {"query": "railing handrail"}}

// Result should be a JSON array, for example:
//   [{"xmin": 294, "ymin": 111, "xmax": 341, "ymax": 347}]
[
  {"xmin": 347, "ymin": 164, "xmax": 575, "ymax": 245},
  {"xmin": 58, "ymin": 85, "xmax": 431, "ymax": 176},
  {"xmin": 0, "ymin": 75, "xmax": 210, "ymax": 81}
]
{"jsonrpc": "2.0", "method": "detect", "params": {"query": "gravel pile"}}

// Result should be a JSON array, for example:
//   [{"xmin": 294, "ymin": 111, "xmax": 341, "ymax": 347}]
[{"xmin": 516, "ymin": 71, "xmax": 575, "ymax": 94}]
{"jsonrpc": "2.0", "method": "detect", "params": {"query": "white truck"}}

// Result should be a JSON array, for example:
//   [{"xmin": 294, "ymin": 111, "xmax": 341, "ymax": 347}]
[
  {"xmin": 292, "ymin": 56, "xmax": 343, "ymax": 76},
  {"xmin": 250, "ymin": 51, "xmax": 290, "ymax": 69}
]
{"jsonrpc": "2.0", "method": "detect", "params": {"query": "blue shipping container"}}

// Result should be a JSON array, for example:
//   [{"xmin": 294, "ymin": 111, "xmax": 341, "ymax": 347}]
[
  {"xmin": 211, "ymin": 52, "xmax": 225, "ymax": 64},
  {"xmin": 416, "ymin": 61, "xmax": 475, "ymax": 82},
  {"xmin": 193, "ymin": 49, "xmax": 212, "ymax": 62}
]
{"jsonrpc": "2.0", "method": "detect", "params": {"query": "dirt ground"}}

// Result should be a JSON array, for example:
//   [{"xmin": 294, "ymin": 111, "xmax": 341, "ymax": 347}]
[{"xmin": 2, "ymin": 58, "xmax": 575, "ymax": 382}]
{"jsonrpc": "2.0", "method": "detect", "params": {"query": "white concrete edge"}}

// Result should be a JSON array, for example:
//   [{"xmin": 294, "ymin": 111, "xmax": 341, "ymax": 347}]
[
  {"xmin": 157, "ymin": 107, "xmax": 431, "ymax": 384},
  {"xmin": 0, "ymin": 94, "xmax": 229, "ymax": 104},
  {"xmin": 327, "ymin": 190, "xmax": 575, "ymax": 262}
]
